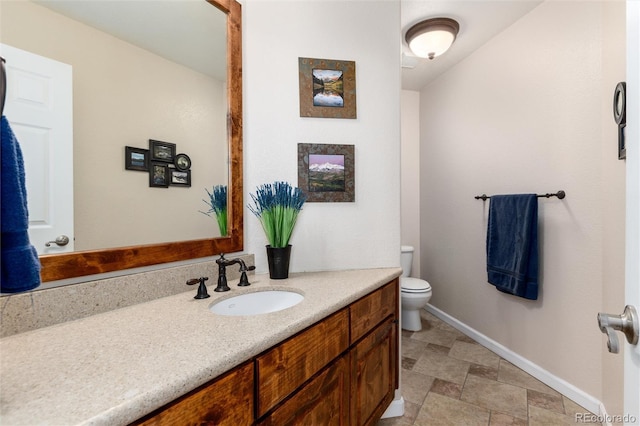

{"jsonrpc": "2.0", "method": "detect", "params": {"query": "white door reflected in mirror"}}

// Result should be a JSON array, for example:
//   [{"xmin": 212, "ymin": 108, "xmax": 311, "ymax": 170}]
[{"xmin": 1, "ymin": 44, "xmax": 74, "ymax": 255}]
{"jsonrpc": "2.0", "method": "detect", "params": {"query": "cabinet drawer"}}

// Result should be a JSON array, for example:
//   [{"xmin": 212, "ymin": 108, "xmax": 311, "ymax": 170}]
[
  {"xmin": 132, "ymin": 361, "xmax": 254, "ymax": 426},
  {"xmin": 350, "ymin": 279, "xmax": 398, "ymax": 344},
  {"xmin": 256, "ymin": 308, "xmax": 350, "ymax": 417},
  {"xmin": 258, "ymin": 355, "xmax": 350, "ymax": 425}
]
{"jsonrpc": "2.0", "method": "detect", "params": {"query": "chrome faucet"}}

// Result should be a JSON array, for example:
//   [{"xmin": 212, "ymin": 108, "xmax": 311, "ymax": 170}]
[{"xmin": 215, "ymin": 254, "xmax": 256, "ymax": 292}]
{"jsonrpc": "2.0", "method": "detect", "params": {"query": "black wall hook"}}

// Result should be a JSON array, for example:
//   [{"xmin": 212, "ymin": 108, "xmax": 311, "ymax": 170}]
[{"xmin": 1, "ymin": 56, "xmax": 6, "ymax": 117}]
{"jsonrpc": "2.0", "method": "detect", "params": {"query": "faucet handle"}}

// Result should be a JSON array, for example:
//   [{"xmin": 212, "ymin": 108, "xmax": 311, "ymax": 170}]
[
  {"xmin": 237, "ymin": 262, "xmax": 255, "ymax": 287},
  {"xmin": 238, "ymin": 271, "xmax": 251, "ymax": 287},
  {"xmin": 187, "ymin": 277, "xmax": 210, "ymax": 299}
]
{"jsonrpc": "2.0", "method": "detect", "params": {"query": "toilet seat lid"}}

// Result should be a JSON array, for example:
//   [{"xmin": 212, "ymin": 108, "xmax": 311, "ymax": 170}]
[{"xmin": 401, "ymin": 277, "xmax": 431, "ymax": 293}]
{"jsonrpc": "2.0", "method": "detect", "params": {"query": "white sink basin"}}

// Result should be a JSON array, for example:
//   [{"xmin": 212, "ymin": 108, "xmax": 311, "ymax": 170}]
[{"xmin": 209, "ymin": 290, "xmax": 304, "ymax": 316}]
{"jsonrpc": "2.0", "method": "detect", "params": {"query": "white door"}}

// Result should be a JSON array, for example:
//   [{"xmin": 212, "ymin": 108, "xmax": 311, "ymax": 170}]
[
  {"xmin": 624, "ymin": 2, "xmax": 639, "ymax": 422},
  {"xmin": 0, "ymin": 44, "xmax": 74, "ymax": 254}
]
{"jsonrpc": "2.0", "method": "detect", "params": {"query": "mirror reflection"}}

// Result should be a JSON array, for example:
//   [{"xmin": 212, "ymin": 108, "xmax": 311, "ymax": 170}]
[{"xmin": 1, "ymin": 0, "xmax": 229, "ymax": 256}]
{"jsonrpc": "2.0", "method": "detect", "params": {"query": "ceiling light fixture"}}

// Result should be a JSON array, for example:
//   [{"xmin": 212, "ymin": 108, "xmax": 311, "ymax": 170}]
[{"xmin": 405, "ymin": 17, "xmax": 460, "ymax": 60}]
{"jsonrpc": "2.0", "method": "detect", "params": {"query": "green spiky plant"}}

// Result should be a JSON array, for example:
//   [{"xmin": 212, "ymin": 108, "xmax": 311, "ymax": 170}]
[
  {"xmin": 200, "ymin": 185, "xmax": 227, "ymax": 236},
  {"xmin": 248, "ymin": 182, "xmax": 307, "ymax": 248}
]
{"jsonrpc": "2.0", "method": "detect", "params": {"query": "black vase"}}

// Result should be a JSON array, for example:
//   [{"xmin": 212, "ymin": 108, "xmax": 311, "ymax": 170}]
[{"xmin": 266, "ymin": 245, "xmax": 292, "ymax": 279}]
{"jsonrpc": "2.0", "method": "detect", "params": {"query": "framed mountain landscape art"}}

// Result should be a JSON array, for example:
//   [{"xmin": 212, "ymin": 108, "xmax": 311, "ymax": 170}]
[
  {"xmin": 298, "ymin": 143, "xmax": 355, "ymax": 202},
  {"xmin": 298, "ymin": 57, "xmax": 356, "ymax": 119}
]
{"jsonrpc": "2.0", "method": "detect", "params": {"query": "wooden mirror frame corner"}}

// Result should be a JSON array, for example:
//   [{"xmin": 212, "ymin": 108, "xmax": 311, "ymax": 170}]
[{"xmin": 39, "ymin": 0, "xmax": 243, "ymax": 282}]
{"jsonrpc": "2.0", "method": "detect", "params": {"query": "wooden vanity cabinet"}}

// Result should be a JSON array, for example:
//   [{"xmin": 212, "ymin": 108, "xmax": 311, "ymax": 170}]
[
  {"xmin": 258, "ymin": 355, "xmax": 351, "ymax": 425},
  {"xmin": 132, "ymin": 279, "xmax": 398, "ymax": 426},
  {"xmin": 131, "ymin": 361, "xmax": 253, "ymax": 426},
  {"xmin": 257, "ymin": 279, "xmax": 399, "ymax": 425},
  {"xmin": 255, "ymin": 308, "xmax": 350, "ymax": 417}
]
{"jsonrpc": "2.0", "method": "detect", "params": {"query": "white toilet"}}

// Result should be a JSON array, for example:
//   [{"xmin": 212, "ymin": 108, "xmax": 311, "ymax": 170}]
[{"xmin": 400, "ymin": 245, "xmax": 432, "ymax": 331}]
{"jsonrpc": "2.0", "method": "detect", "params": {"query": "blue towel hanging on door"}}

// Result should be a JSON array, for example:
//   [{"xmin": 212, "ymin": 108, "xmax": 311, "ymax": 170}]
[
  {"xmin": 1, "ymin": 115, "xmax": 41, "ymax": 293},
  {"xmin": 486, "ymin": 194, "xmax": 538, "ymax": 300}
]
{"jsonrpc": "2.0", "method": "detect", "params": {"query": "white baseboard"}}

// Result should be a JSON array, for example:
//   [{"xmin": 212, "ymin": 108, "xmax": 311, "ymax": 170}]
[
  {"xmin": 381, "ymin": 396, "xmax": 405, "ymax": 419},
  {"xmin": 424, "ymin": 304, "xmax": 604, "ymax": 417}
]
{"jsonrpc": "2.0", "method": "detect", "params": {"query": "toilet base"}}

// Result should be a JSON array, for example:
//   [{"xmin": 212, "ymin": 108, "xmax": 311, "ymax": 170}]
[{"xmin": 401, "ymin": 308, "xmax": 423, "ymax": 331}]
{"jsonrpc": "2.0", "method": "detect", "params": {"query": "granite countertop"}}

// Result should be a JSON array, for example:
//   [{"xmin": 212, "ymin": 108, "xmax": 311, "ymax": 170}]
[{"xmin": 0, "ymin": 268, "xmax": 401, "ymax": 426}]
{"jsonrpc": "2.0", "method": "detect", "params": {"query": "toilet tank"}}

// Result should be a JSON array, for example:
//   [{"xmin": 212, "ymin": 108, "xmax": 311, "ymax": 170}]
[{"xmin": 401, "ymin": 245, "xmax": 414, "ymax": 277}]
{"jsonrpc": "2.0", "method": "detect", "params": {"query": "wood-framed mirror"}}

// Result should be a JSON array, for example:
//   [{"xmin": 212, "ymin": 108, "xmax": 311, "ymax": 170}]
[{"xmin": 2, "ymin": 0, "xmax": 243, "ymax": 283}]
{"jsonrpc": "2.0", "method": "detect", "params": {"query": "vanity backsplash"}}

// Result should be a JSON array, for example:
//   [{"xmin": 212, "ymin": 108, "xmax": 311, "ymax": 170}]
[{"xmin": 0, "ymin": 254, "xmax": 254, "ymax": 338}]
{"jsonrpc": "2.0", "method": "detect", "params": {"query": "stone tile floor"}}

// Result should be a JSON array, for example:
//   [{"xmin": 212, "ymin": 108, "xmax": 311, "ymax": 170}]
[{"xmin": 378, "ymin": 310, "xmax": 597, "ymax": 425}]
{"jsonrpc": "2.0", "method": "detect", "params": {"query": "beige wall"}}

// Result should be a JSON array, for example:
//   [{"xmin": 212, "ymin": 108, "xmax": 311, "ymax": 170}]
[
  {"xmin": 401, "ymin": 90, "xmax": 421, "ymax": 277},
  {"xmin": 0, "ymin": 1, "xmax": 227, "ymax": 250},
  {"xmin": 599, "ymin": 1, "xmax": 626, "ymax": 417},
  {"xmin": 418, "ymin": 0, "xmax": 625, "ymax": 407}
]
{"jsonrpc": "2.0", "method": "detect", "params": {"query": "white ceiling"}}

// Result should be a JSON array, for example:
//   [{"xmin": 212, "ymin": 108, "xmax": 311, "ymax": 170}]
[{"xmin": 401, "ymin": 0, "xmax": 543, "ymax": 91}]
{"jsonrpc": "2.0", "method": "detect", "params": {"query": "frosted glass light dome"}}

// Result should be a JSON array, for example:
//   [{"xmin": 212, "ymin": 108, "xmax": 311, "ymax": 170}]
[{"xmin": 405, "ymin": 18, "xmax": 460, "ymax": 60}]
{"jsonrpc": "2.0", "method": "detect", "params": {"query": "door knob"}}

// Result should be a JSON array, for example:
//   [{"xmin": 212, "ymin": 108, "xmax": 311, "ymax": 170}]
[
  {"xmin": 597, "ymin": 305, "xmax": 639, "ymax": 353},
  {"xmin": 45, "ymin": 235, "xmax": 70, "ymax": 247}
]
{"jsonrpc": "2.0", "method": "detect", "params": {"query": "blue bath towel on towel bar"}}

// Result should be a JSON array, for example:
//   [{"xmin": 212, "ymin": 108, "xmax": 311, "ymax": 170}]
[
  {"xmin": 486, "ymin": 194, "xmax": 538, "ymax": 300},
  {"xmin": 1, "ymin": 116, "xmax": 41, "ymax": 293}
]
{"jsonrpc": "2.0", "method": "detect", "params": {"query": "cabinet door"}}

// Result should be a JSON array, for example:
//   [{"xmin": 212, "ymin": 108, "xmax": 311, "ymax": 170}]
[
  {"xmin": 259, "ymin": 355, "xmax": 350, "ymax": 426},
  {"xmin": 131, "ymin": 362, "xmax": 254, "ymax": 426},
  {"xmin": 350, "ymin": 316, "xmax": 397, "ymax": 426}
]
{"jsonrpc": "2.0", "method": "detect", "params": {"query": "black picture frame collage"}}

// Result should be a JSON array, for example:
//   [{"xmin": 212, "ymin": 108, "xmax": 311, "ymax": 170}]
[{"xmin": 125, "ymin": 140, "xmax": 191, "ymax": 187}]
